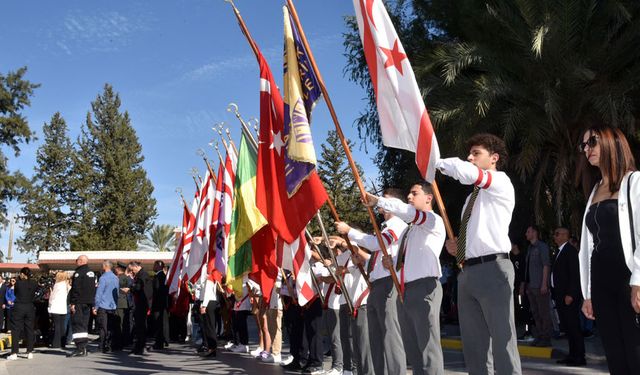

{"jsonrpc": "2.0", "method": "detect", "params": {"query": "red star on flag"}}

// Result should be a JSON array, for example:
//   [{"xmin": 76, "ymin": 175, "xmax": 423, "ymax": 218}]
[{"xmin": 379, "ymin": 39, "xmax": 407, "ymax": 74}]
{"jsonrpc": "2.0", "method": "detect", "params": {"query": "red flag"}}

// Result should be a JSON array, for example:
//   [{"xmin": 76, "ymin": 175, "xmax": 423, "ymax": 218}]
[
  {"xmin": 206, "ymin": 162, "xmax": 225, "ymax": 283},
  {"xmin": 255, "ymin": 51, "xmax": 327, "ymax": 244},
  {"xmin": 248, "ymin": 226, "xmax": 278, "ymax": 304}
]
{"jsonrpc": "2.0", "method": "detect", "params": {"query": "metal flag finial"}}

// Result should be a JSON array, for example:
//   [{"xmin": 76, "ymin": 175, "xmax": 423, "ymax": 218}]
[
  {"xmin": 227, "ymin": 102, "xmax": 239, "ymax": 116},
  {"xmin": 175, "ymin": 187, "xmax": 182, "ymax": 195},
  {"xmin": 196, "ymin": 148, "xmax": 205, "ymax": 157}
]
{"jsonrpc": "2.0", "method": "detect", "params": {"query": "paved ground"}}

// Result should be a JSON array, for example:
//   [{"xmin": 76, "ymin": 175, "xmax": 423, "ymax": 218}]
[{"xmin": 0, "ymin": 337, "xmax": 610, "ymax": 375}]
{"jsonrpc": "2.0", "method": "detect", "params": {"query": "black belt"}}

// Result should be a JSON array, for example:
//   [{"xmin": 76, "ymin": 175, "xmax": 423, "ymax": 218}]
[{"xmin": 464, "ymin": 253, "xmax": 509, "ymax": 268}]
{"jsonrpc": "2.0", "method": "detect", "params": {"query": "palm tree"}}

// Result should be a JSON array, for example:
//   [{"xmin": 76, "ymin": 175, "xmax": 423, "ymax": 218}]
[
  {"xmin": 138, "ymin": 224, "xmax": 177, "ymax": 252},
  {"xmin": 345, "ymin": 0, "xmax": 640, "ymax": 234}
]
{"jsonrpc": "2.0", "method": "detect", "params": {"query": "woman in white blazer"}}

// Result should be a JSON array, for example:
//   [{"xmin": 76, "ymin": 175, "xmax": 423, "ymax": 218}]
[
  {"xmin": 577, "ymin": 126, "xmax": 640, "ymax": 375},
  {"xmin": 48, "ymin": 272, "xmax": 70, "ymax": 348}
]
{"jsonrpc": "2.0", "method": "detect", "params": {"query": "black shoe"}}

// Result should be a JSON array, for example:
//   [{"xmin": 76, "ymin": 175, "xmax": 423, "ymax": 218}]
[
  {"xmin": 282, "ymin": 361, "xmax": 304, "ymax": 371},
  {"xmin": 196, "ymin": 346, "xmax": 208, "ymax": 353},
  {"xmin": 302, "ymin": 366, "xmax": 324, "ymax": 375},
  {"xmin": 566, "ymin": 358, "xmax": 587, "ymax": 366},
  {"xmin": 199, "ymin": 349, "xmax": 216, "ymax": 358},
  {"xmin": 101, "ymin": 347, "xmax": 112, "ymax": 353},
  {"xmin": 66, "ymin": 349, "xmax": 87, "ymax": 358},
  {"xmin": 556, "ymin": 357, "xmax": 571, "ymax": 364}
]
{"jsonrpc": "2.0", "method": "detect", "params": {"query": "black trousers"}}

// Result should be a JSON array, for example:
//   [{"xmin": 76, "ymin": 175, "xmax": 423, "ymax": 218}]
[
  {"xmin": 303, "ymin": 298, "xmax": 324, "ymax": 368},
  {"xmin": 71, "ymin": 304, "xmax": 91, "ymax": 350},
  {"xmin": 96, "ymin": 308, "xmax": 117, "ymax": 350},
  {"xmin": 201, "ymin": 301, "xmax": 218, "ymax": 350},
  {"xmin": 283, "ymin": 300, "xmax": 304, "ymax": 362},
  {"xmin": 113, "ymin": 308, "xmax": 128, "ymax": 350},
  {"xmin": 133, "ymin": 306, "xmax": 148, "ymax": 352},
  {"xmin": 50, "ymin": 313, "xmax": 66, "ymax": 348},
  {"xmin": 151, "ymin": 308, "xmax": 169, "ymax": 348},
  {"xmin": 592, "ymin": 281, "xmax": 640, "ymax": 375},
  {"xmin": 10, "ymin": 303, "xmax": 34, "ymax": 354},
  {"xmin": 554, "ymin": 297, "xmax": 585, "ymax": 361},
  {"xmin": 232, "ymin": 310, "xmax": 250, "ymax": 345}
]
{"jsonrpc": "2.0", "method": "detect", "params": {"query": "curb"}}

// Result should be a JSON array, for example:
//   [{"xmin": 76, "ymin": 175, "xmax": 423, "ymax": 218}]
[{"xmin": 441, "ymin": 338, "xmax": 556, "ymax": 359}]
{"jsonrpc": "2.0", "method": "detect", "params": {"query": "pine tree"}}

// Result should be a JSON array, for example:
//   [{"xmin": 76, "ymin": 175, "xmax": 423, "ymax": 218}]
[
  {"xmin": 70, "ymin": 84, "xmax": 157, "ymax": 250},
  {"xmin": 0, "ymin": 67, "xmax": 38, "ymax": 226},
  {"xmin": 316, "ymin": 130, "xmax": 371, "ymax": 233},
  {"xmin": 17, "ymin": 112, "xmax": 74, "ymax": 254}
]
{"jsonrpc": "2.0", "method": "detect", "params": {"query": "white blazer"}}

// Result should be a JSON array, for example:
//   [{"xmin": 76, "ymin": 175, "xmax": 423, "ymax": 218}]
[{"xmin": 579, "ymin": 171, "xmax": 640, "ymax": 299}]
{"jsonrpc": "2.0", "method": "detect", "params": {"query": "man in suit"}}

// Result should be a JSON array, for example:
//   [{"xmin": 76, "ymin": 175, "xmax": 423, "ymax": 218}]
[
  {"xmin": 151, "ymin": 260, "xmax": 169, "ymax": 350},
  {"xmin": 551, "ymin": 227, "xmax": 586, "ymax": 366},
  {"xmin": 129, "ymin": 261, "xmax": 153, "ymax": 355}
]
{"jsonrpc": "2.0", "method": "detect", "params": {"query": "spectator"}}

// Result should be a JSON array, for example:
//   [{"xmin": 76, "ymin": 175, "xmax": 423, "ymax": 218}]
[
  {"xmin": 7, "ymin": 267, "xmax": 37, "ymax": 361},
  {"xmin": 151, "ymin": 260, "xmax": 169, "ymax": 350},
  {"xmin": 577, "ymin": 125, "xmax": 640, "ymax": 374},
  {"xmin": 0, "ymin": 276, "xmax": 6, "ymax": 332},
  {"xmin": 551, "ymin": 227, "xmax": 586, "ymax": 366},
  {"xmin": 5, "ymin": 278, "xmax": 16, "ymax": 332},
  {"xmin": 523, "ymin": 225, "xmax": 553, "ymax": 347},
  {"xmin": 48, "ymin": 272, "xmax": 70, "ymax": 349},
  {"xmin": 93, "ymin": 260, "xmax": 119, "ymax": 353}
]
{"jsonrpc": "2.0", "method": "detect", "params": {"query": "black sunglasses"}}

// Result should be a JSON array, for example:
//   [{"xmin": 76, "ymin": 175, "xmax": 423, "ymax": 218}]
[{"xmin": 578, "ymin": 135, "xmax": 598, "ymax": 152}]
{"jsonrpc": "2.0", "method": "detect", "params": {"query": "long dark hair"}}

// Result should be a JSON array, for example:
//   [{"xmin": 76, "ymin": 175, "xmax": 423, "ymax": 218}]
[{"xmin": 576, "ymin": 125, "xmax": 637, "ymax": 197}]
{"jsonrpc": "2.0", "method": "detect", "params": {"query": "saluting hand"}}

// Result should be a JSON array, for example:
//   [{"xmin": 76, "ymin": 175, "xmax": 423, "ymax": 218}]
[{"xmin": 445, "ymin": 238, "xmax": 458, "ymax": 257}]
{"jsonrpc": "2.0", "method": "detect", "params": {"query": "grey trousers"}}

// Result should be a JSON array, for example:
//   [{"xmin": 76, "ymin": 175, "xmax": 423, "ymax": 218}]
[
  {"xmin": 367, "ymin": 277, "xmax": 406, "ymax": 375},
  {"xmin": 458, "ymin": 258, "xmax": 522, "ymax": 375},
  {"xmin": 324, "ymin": 308, "xmax": 343, "ymax": 369},
  {"xmin": 397, "ymin": 277, "xmax": 444, "ymax": 375},
  {"xmin": 339, "ymin": 304, "xmax": 355, "ymax": 371}
]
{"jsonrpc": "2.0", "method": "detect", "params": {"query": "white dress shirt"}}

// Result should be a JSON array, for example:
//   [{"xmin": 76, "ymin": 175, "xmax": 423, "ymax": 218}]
[
  {"xmin": 336, "ymin": 250, "xmax": 370, "ymax": 307},
  {"xmin": 313, "ymin": 261, "xmax": 341, "ymax": 310},
  {"xmin": 347, "ymin": 215, "xmax": 408, "ymax": 282},
  {"xmin": 377, "ymin": 196, "xmax": 446, "ymax": 281},
  {"xmin": 437, "ymin": 157, "xmax": 515, "ymax": 258}
]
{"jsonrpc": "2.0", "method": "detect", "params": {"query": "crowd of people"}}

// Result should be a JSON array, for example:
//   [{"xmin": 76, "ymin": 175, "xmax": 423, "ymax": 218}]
[{"xmin": 1, "ymin": 126, "xmax": 639, "ymax": 375}]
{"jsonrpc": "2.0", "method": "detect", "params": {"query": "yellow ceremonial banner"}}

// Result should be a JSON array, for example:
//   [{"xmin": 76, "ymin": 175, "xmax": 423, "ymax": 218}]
[{"xmin": 283, "ymin": 5, "xmax": 319, "ymax": 165}]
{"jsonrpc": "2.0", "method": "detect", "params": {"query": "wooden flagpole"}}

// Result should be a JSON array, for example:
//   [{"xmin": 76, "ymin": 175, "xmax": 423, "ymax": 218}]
[{"xmin": 286, "ymin": 0, "xmax": 403, "ymax": 300}]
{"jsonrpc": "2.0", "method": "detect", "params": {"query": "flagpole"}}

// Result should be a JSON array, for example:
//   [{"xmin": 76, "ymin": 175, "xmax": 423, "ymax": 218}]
[
  {"xmin": 227, "ymin": 103, "xmax": 259, "ymax": 152},
  {"xmin": 225, "ymin": 0, "xmax": 260, "ymax": 60},
  {"xmin": 313, "ymin": 214, "xmax": 355, "ymax": 316},
  {"xmin": 325, "ymin": 198, "xmax": 371, "ymax": 288},
  {"xmin": 286, "ymin": 0, "xmax": 403, "ymax": 300},
  {"xmin": 197, "ymin": 149, "xmax": 217, "ymax": 184},
  {"xmin": 308, "ymin": 261, "xmax": 326, "ymax": 306}
]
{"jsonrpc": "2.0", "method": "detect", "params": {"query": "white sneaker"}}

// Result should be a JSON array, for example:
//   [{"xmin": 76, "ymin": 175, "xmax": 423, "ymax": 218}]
[
  {"xmin": 26, "ymin": 353, "xmax": 33, "ymax": 360},
  {"xmin": 261, "ymin": 352, "xmax": 281, "ymax": 363},
  {"xmin": 280, "ymin": 354, "xmax": 294, "ymax": 366},
  {"xmin": 230, "ymin": 344, "xmax": 249, "ymax": 353},
  {"xmin": 6, "ymin": 354, "xmax": 17, "ymax": 361},
  {"xmin": 325, "ymin": 368, "xmax": 342, "ymax": 375},
  {"xmin": 250, "ymin": 346, "xmax": 263, "ymax": 357},
  {"xmin": 224, "ymin": 342, "xmax": 235, "ymax": 350}
]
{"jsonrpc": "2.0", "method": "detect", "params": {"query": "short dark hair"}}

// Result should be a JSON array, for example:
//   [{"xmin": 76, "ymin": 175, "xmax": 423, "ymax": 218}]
[
  {"xmin": 154, "ymin": 260, "xmax": 165, "ymax": 268},
  {"xmin": 382, "ymin": 188, "xmax": 405, "ymax": 201},
  {"xmin": 528, "ymin": 225, "xmax": 540, "ymax": 236},
  {"xmin": 411, "ymin": 181, "xmax": 433, "ymax": 195},
  {"xmin": 128, "ymin": 261, "xmax": 141, "ymax": 267},
  {"xmin": 19, "ymin": 267, "xmax": 32, "ymax": 278},
  {"xmin": 466, "ymin": 133, "xmax": 508, "ymax": 169}
]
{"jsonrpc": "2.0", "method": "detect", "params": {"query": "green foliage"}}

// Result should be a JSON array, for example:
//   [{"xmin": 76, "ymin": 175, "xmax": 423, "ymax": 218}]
[
  {"xmin": 138, "ymin": 224, "xmax": 176, "ymax": 252},
  {"xmin": 343, "ymin": 0, "xmax": 640, "ymax": 237},
  {"xmin": 314, "ymin": 130, "xmax": 371, "ymax": 234},
  {"xmin": 69, "ymin": 84, "xmax": 157, "ymax": 250},
  {"xmin": 0, "ymin": 67, "xmax": 38, "ymax": 226},
  {"xmin": 17, "ymin": 113, "xmax": 74, "ymax": 254}
]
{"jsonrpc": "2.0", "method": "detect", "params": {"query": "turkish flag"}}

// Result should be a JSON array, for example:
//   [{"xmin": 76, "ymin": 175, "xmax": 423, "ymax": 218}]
[{"xmin": 255, "ymin": 51, "xmax": 327, "ymax": 244}]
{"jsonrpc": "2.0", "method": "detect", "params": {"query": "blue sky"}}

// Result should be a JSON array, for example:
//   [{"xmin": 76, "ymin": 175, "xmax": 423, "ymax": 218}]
[{"xmin": 0, "ymin": 0, "xmax": 379, "ymax": 261}]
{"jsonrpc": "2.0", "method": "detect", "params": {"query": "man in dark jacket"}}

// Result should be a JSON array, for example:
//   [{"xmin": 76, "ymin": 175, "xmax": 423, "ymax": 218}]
[
  {"xmin": 151, "ymin": 260, "xmax": 169, "ymax": 350},
  {"xmin": 129, "ymin": 261, "xmax": 152, "ymax": 355},
  {"xmin": 113, "ymin": 263, "xmax": 130, "ymax": 350},
  {"xmin": 67, "ymin": 255, "xmax": 97, "ymax": 357},
  {"xmin": 552, "ymin": 227, "xmax": 586, "ymax": 366}
]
